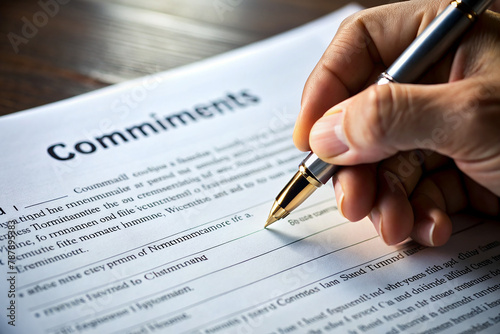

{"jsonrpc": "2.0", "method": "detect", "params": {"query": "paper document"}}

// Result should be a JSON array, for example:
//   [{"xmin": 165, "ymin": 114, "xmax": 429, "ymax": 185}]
[{"xmin": 1, "ymin": 4, "xmax": 500, "ymax": 333}]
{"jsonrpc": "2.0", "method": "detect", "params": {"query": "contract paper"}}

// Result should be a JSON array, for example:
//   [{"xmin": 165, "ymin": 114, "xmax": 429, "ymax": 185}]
[{"xmin": 1, "ymin": 4, "xmax": 500, "ymax": 334}]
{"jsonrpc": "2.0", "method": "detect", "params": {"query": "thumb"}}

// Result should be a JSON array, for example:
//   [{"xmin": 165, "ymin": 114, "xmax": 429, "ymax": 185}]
[{"xmin": 309, "ymin": 80, "xmax": 486, "ymax": 166}]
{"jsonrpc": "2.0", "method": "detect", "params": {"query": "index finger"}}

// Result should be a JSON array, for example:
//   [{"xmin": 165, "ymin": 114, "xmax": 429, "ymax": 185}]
[{"xmin": 293, "ymin": 0, "xmax": 449, "ymax": 151}]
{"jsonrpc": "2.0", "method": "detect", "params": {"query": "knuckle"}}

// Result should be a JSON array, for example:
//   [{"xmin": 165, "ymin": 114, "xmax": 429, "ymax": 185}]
[
  {"xmin": 338, "ymin": 12, "xmax": 356, "ymax": 30},
  {"xmin": 364, "ymin": 84, "xmax": 409, "ymax": 145},
  {"xmin": 338, "ymin": 10, "xmax": 368, "ymax": 31},
  {"xmin": 334, "ymin": 13, "xmax": 373, "ymax": 53}
]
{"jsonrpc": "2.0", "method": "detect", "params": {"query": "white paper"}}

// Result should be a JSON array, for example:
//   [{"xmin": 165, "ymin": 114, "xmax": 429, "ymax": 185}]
[{"xmin": 1, "ymin": 4, "xmax": 500, "ymax": 333}]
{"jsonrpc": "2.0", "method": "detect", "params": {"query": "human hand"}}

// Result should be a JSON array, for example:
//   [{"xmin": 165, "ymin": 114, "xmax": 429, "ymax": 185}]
[{"xmin": 293, "ymin": 0, "xmax": 500, "ymax": 247}]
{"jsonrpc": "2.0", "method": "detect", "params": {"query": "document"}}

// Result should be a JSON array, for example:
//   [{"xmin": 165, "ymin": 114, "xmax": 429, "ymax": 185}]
[{"xmin": 1, "ymin": 4, "xmax": 500, "ymax": 333}]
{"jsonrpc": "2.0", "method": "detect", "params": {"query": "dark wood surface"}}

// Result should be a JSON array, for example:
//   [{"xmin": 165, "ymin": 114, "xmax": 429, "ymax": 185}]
[{"xmin": 0, "ymin": 0, "xmax": 387, "ymax": 116}]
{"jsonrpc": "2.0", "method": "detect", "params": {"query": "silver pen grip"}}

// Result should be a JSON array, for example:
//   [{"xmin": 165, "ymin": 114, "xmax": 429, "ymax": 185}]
[{"xmin": 301, "ymin": 152, "xmax": 339, "ymax": 185}]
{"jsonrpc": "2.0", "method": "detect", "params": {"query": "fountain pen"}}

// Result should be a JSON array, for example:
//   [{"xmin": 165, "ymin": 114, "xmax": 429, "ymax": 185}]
[{"xmin": 265, "ymin": 0, "xmax": 493, "ymax": 227}]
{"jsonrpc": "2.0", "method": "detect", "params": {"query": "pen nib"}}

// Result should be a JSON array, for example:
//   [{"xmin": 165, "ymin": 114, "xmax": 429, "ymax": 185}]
[
  {"xmin": 264, "ymin": 201, "xmax": 288, "ymax": 228},
  {"xmin": 264, "ymin": 215, "xmax": 279, "ymax": 228}
]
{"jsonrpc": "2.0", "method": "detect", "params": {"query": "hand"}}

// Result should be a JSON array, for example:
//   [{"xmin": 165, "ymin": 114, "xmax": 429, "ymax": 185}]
[{"xmin": 293, "ymin": 0, "xmax": 500, "ymax": 247}]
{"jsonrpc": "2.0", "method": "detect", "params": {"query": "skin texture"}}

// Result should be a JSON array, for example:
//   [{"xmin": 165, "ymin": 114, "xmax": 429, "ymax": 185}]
[{"xmin": 293, "ymin": 0, "xmax": 500, "ymax": 247}]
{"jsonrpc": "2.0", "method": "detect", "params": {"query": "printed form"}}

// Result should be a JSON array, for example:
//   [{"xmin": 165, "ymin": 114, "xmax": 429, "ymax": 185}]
[{"xmin": 1, "ymin": 4, "xmax": 500, "ymax": 334}]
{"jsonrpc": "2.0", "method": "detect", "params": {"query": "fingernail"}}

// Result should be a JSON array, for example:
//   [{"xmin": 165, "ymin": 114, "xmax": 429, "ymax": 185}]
[
  {"xmin": 429, "ymin": 222, "xmax": 436, "ymax": 247},
  {"xmin": 370, "ymin": 208, "xmax": 386, "ymax": 244},
  {"xmin": 420, "ymin": 219, "xmax": 436, "ymax": 247},
  {"xmin": 333, "ymin": 177, "xmax": 345, "ymax": 218},
  {"xmin": 310, "ymin": 112, "xmax": 349, "ymax": 157}
]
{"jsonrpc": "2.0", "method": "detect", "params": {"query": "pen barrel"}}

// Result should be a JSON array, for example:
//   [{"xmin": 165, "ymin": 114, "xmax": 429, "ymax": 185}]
[
  {"xmin": 462, "ymin": 0, "xmax": 494, "ymax": 14},
  {"xmin": 386, "ymin": 0, "xmax": 492, "ymax": 84}
]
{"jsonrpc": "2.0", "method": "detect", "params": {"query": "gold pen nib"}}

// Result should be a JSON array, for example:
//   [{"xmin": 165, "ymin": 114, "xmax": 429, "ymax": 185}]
[
  {"xmin": 264, "ymin": 168, "xmax": 321, "ymax": 229},
  {"xmin": 264, "ymin": 201, "xmax": 289, "ymax": 228},
  {"xmin": 264, "ymin": 215, "xmax": 278, "ymax": 228}
]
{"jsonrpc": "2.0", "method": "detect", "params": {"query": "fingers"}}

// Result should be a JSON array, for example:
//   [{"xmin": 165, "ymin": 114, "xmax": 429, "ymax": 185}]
[
  {"xmin": 332, "ymin": 161, "xmax": 416, "ymax": 246},
  {"xmin": 410, "ymin": 186, "xmax": 451, "ymax": 247},
  {"xmin": 372, "ymin": 152, "xmax": 452, "ymax": 245},
  {"xmin": 293, "ymin": 0, "xmax": 449, "ymax": 151},
  {"xmin": 335, "ymin": 155, "xmax": 494, "ymax": 246},
  {"xmin": 370, "ymin": 168, "xmax": 414, "ymax": 245},
  {"xmin": 332, "ymin": 164, "xmax": 376, "ymax": 222}
]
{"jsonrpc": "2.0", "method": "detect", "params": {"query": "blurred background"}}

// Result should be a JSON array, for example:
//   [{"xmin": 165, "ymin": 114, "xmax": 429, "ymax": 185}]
[{"xmin": 0, "ymin": 0, "xmax": 387, "ymax": 116}]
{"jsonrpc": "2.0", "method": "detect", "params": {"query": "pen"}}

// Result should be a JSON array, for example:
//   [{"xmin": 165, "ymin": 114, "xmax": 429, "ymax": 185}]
[{"xmin": 265, "ymin": 0, "xmax": 494, "ymax": 227}]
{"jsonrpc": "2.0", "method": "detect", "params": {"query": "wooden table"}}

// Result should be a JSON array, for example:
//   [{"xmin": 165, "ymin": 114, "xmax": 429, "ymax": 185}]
[{"xmin": 0, "ymin": 0, "xmax": 387, "ymax": 116}]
